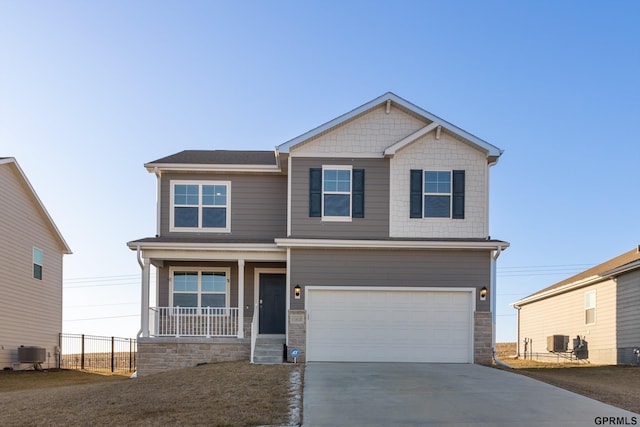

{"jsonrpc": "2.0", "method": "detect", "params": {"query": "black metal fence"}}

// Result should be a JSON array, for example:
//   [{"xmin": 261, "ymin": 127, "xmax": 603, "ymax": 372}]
[{"xmin": 59, "ymin": 333, "xmax": 136, "ymax": 374}]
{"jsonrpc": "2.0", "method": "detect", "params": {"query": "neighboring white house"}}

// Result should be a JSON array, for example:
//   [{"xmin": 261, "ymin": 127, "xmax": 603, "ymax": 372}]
[
  {"xmin": 0, "ymin": 157, "xmax": 72, "ymax": 370},
  {"xmin": 512, "ymin": 246, "xmax": 640, "ymax": 364}
]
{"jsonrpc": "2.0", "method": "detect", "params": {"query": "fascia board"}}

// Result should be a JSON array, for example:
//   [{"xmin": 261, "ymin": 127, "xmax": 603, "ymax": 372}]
[
  {"xmin": 127, "ymin": 241, "xmax": 284, "ymax": 252},
  {"xmin": 2, "ymin": 158, "xmax": 72, "ymax": 254},
  {"xmin": 383, "ymin": 122, "xmax": 440, "ymax": 157},
  {"xmin": 601, "ymin": 260, "xmax": 640, "ymax": 278},
  {"xmin": 277, "ymin": 92, "xmax": 504, "ymax": 159},
  {"xmin": 274, "ymin": 238, "xmax": 509, "ymax": 251},
  {"xmin": 511, "ymin": 275, "xmax": 603, "ymax": 308},
  {"xmin": 144, "ymin": 163, "xmax": 282, "ymax": 173}
]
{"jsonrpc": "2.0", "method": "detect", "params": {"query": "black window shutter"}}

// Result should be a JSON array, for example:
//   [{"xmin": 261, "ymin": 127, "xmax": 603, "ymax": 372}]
[
  {"xmin": 410, "ymin": 169, "xmax": 423, "ymax": 218},
  {"xmin": 452, "ymin": 170, "xmax": 465, "ymax": 219},
  {"xmin": 309, "ymin": 168, "xmax": 322, "ymax": 217},
  {"xmin": 352, "ymin": 169, "xmax": 365, "ymax": 218}
]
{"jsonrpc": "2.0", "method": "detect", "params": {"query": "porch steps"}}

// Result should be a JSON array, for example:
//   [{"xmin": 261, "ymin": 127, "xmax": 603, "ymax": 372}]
[{"xmin": 253, "ymin": 337, "xmax": 285, "ymax": 364}]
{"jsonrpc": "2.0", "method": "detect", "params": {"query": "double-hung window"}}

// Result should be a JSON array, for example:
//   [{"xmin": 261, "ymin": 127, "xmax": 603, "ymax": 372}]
[
  {"xmin": 309, "ymin": 166, "xmax": 365, "ymax": 220},
  {"xmin": 171, "ymin": 269, "xmax": 229, "ymax": 313},
  {"xmin": 585, "ymin": 290, "xmax": 596, "ymax": 325},
  {"xmin": 33, "ymin": 247, "xmax": 43, "ymax": 280},
  {"xmin": 171, "ymin": 181, "xmax": 230, "ymax": 232},
  {"xmin": 410, "ymin": 169, "xmax": 465, "ymax": 219},
  {"xmin": 323, "ymin": 166, "xmax": 352, "ymax": 220},
  {"xmin": 424, "ymin": 171, "xmax": 452, "ymax": 218}
]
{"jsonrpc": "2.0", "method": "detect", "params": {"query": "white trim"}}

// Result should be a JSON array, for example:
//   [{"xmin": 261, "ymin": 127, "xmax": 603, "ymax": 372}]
[
  {"xmin": 135, "ymin": 248, "xmax": 286, "ymax": 263},
  {"xmin": 275, "ymin": 238, "xmax": 509, "ymax": 251},
  {"xmin": 0, "ymin": 158, "xmax": 72, "ymax": 254},
  {"xmin": 169, "ymin": 180, "xmax": 231, "ymax": 233},
  {"xmin": 290, "ymin": 152, "xmax": 382, "ymax": 158},
  {"xmin": 321, "ymin": 165, "xmax": 353, "ymax": 222},
  {"xmin": 584, "ymin": 290, "xmax": 596, "ymax": 325},
  {"xmin": 422, "ymin": 170, "xmax": 453, "ymax": 219},
  {"xmin": 277, "ymin": 92, "xmax": 503, "ymax": 159},
  {"xmin": 305, "ymin": 286, "xmax": 476, "ymax": 363},
  {"xmin": 383, "ymin": 122, "xmax": 439, "ymax": 157},
  {"xmin": 287, "ymin": 154, "xmax": 292, "ymax": 236},
  {"xmin": 511, "ymin": 275, "xmax": 601, "ymax": 308},
  {"xmin": 168, "ymin": 267, "xmax": 231, "ymax": 311},
  {"xmin": 253, "ymin": 267, "xmax": 287, "ymax": 337},
  {"xmin": 146, "ymin": 164, "xmax": 282, "ymax": 173}
]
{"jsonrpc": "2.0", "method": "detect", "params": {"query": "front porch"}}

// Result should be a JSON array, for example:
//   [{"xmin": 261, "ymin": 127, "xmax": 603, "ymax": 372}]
[{"xmin": 149, "ymin": 306, "xmax": 242, "ymax": 338}]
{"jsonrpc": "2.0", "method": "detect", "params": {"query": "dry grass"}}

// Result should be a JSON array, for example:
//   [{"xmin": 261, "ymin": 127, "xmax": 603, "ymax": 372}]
[
  {"xmin": 0, "ymin": 361, "xmax": 301, "ymax": 427},
  {"xmin": 496, "ymin": 358, "xmax": 640, "ymax": 414}
]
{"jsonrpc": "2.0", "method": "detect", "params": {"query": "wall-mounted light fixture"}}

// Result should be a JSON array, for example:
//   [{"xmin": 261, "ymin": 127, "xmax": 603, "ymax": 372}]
[
  {"xmin": 294, "ymin": 285, "xmax": 302, "ymax": 299},
  {"xmin": 480, "ymin": 286, "xmax": 488, "ymax": 301}
]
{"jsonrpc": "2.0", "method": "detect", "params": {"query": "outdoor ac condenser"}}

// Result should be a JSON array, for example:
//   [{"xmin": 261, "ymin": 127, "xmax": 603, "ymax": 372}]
[{"xmin": 547, "ymin": 335, "xmax": 569, "ymax": 352}]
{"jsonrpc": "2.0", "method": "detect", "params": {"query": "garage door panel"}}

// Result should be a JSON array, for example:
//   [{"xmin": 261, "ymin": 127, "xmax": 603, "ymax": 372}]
[{"xmin": 307, "ymin": 289, "xmax": 473, "ymax": 363}]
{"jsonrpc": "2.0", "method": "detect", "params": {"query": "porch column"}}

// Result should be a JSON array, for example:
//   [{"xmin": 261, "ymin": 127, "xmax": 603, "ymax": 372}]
[
  {"xmin": 237, "ymin": 259, "xmax": 245, "ymax": 338},
  {"xmin": 140, "ymin": 257, "xmax": 151, "ymax": 338}
]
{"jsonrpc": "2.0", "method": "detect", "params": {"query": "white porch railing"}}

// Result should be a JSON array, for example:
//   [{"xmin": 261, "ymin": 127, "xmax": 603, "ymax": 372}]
[{"xmin": 149, "ymin": 307, "xmax": 240, "ymax": 338}]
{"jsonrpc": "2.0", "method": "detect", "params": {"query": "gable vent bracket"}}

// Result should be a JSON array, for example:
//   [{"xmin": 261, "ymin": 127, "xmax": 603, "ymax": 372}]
[
  {"xmin": 436, "ymin": 125, "xmax": 442, "ymax": 140},
  {"xmin": 385, "ymin": 99, "xmax": 391, "ymax": 114}
]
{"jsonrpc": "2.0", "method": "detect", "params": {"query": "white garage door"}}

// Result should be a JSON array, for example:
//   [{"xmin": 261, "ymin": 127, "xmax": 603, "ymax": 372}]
[{"xmin": 306, "ymin": 287, "xmax": 473, "ymax": 363}]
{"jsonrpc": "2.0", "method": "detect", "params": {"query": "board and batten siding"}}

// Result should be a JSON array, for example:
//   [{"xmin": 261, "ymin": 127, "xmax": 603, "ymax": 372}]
[
  {"xmin": 616, "ymin": 269, "xmax": 640, "ymax": 362},
  {"xmin": 159, "ymin": 172, "xmax": 287, "ymax": 240},
  {"xmin": 0, "ymin": 164, "xmax": 64, "ymax": 369},
  {"xmin": 289, "ymin": 157, "xmax": 390, "ymax": 239},
  {"xmin": 518, "ymin": 280, "xmax": 617, "ymax": 364},
  {"xmin": 289, "ymin": 248, "xmax": 491, "ymax": 311}
]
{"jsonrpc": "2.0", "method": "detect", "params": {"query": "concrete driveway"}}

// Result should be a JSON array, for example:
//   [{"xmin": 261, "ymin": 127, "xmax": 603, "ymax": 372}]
[{"xmin": 302, "ymin": 363, "xmax": 639, "ymax": 426}]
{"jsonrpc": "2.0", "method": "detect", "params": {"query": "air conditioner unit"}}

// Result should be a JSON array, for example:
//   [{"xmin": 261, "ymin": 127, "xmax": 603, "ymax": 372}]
[
  {"xmin": 18, "ymin": 346, "xmax": 46, "ymax": 363},
  {"xmin": 547, "ymin": 335, "xmax": 569, "ymax": 352}
]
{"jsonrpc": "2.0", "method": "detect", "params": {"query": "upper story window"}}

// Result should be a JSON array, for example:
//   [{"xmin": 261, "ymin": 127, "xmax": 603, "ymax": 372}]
[
  {"xmin": 170, "ymin": 268, "xmax": 229, "ymax": 312},
  {"xmin": 33, "ymin": 247, "xmax": 43, "ymax": 280},
  {"xmin": 585, "ymin": 290, "xmax": 596, "ymax": 325},
  {"xmin": 309, "ymin": 166, "xmax": 365, "ymax": 221},
  {"xmin": 410, "ymin": 169, "xmax": 465, "ymax": 219},
  {"xmin": 323, "ymin": 166, "xmax": 352, "ymax": 220},
  {"xmin": 170, "ymin": 181, "xmax": 231, "ymax": 232}
]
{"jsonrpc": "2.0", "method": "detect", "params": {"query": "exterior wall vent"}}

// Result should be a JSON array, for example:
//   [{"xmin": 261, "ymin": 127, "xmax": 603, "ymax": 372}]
[
  {"xmin": 18, "ymin": 346, "xmax": 46, "ymax": 363},
  {"xmin": 547, "ymin": 335, "xmax": 569, "ymax": 352}
]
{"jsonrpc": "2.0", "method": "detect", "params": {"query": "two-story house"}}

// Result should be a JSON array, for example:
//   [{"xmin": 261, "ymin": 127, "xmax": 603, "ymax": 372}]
[
  {"xmin": 1, "ymin": 157, "xmax": 72, "ymax": 370},
  {"xmin": 128, "ymin": 93, "xmax": 509, "ymax": 376}
]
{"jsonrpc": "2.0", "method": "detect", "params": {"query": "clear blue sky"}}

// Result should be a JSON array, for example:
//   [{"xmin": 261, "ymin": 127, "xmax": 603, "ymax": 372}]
[{"xmin": 2, "ymin": 1, "xmax": 638, "ymax": 342}]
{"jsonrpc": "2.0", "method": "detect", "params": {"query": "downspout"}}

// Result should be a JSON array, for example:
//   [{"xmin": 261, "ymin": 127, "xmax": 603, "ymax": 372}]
[{"xmin": 491, "ymin": 246, "xmax": 512, "ymax": 368}]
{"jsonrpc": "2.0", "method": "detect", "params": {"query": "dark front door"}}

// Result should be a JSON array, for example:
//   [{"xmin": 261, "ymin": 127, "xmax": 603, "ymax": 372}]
[{"xmin": 259, "ymin": 273, "xmax": 286, "ymax": 334}]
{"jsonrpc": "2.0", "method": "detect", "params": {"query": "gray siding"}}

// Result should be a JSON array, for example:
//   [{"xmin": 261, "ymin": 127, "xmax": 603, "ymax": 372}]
[
  {"xmin": 157, "ymin": 261, "xmax": 285, "ymax": 316},
  {"xmin": 616, "ymin": 269, "xmax": 640, "ymax": 362},
  {"xmin": 289, "ymin": 248, "xmax": 491, "ymax": 311},
  {"xmin": 159, "ymin": 172, "xmax": 287, "ymax": 240},
  {"xmin": 0, "ymin": 164, "xmax": 64, "ymax": 369},
  {"xmin": 290, "ymin": 157, "xmax": 390, "ymax": 239}
]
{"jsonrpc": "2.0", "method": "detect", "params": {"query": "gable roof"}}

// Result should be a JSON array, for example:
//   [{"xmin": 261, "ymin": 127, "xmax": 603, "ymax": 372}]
[
  {"xmin": 512, "ymin": 246, "xmax": 640, "ymax": 307},
  {"xmin": 145, "ymin": 150, "xmax": 281, "ymax": 172},
  {"xmin": 0, "ymin": 157, "xmax": 72, "ymax": 254},
  {"xmin": 277, "ymin": 92, "xmax": 504, "ymax": 162}
]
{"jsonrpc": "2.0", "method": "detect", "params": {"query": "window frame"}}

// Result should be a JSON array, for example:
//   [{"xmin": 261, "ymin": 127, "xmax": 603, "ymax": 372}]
[
  {"xmin": 584, "ymin": 290, "xmax": 596, "ymax": 325},
  {"xmin": 170, "ymin": 180, "xmax": 231, "ymax": 233},
  {"xmin": 169, "ymin": 267, "xmax": 231, "ymax": 314},
  {"xmin": 423, "ymin": 170, "xmax": 453, "ymax": 219},
  {"xmin": 33, "ymin": 247, "xmax": 43, "ymax": 280},
  {"xmin": 321, "ymin": 165, "xmax": 353, "ymax": 222}
]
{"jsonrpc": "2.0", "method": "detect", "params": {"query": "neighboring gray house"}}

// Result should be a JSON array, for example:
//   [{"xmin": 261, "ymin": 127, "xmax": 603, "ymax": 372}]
[
  {"xmin": 128, "ymin": 93, "xmax": 509, "ymax": 376},
  {"xmin": 512, "ymin": 247, "xmax": 640, "ymax": 364},
  {"xmin": 0, "ymin": 157, "xmax": 72, "ymax": 370}
]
